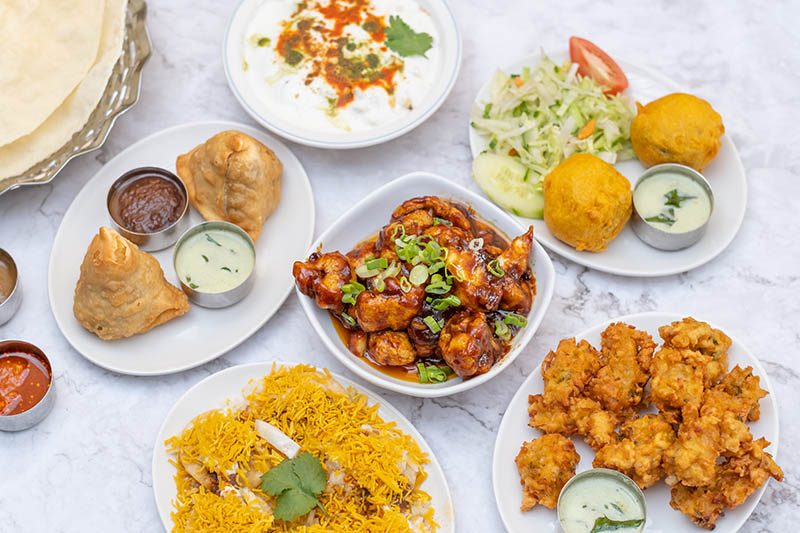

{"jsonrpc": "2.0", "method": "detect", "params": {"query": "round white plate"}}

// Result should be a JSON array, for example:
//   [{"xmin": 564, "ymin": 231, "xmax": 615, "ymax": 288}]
[
  {"xmin": 223, "ymin": 0, "xmax": 461, "ymax": 149},
  {"xmin": 152, "ymin": 361, "xmax": 455, "ymax": 531},
  {"xmin": 294, "ymin": 171, "xmax": 555, "ymax": 397},
  {"xmin": 469, "ymin": 52, "xmax": 747, "ymax": 277},
  {"xmin": 492, "ymin": 311, "xmax": 779, "ymax": 533},
  {"xmin": 48, "ymin": 121, "xmax": 315, "ymax": 375}
]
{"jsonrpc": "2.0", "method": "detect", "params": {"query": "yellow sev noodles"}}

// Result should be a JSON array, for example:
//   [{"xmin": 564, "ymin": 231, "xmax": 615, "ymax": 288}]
[{"xmin": 166, "ymin": 365, "xmax": 438, "ymax": 532}]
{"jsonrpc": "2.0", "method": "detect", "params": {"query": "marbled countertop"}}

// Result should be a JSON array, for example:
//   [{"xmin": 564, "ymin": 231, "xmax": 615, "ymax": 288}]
[{"xmin": 1, "ymin": 1, "xmax": 798, "ymax": 531}]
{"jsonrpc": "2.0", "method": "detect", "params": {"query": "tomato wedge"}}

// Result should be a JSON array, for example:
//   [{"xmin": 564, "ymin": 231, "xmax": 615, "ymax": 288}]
[{"xmin": 569, "ymin": 36, "xmax": 628, "ymax": 95}]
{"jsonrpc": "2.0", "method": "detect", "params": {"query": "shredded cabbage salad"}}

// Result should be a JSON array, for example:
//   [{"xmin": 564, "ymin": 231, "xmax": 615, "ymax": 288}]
[{"xmin": 471, "ymin": 54, "xmax": 636, "ymax": 187}]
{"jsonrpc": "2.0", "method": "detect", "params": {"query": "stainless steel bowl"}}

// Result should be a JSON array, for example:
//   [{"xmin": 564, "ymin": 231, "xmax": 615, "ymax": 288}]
[
  {"xmin": 173, "ymin": 221, "xmax": 256, "ymax": 308},
  {"xmin": 0, "ymin": 249, "xmax": 21, "ymax": 326},
  {"xmin": 0, "ymin": 341, "xmax": 56, "ymax": 432},
  {"xmin": 107, "ymin": 167, "xmax": 190, "ymax": 252},
  {"xmin": 557, "ymin": 468, "xmax": 646, "ymax": 533},
  {"xmin": 631, "ymin": 163, "xmax": 714, "ymax": 251}
]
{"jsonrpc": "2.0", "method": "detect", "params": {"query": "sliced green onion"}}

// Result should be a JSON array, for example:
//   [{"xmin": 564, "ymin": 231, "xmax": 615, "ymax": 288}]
[
  {"xmin": 430, "ymin": 295, "xmax": 461, "ymax": 311},
  {"xmin": 426, "ymin": 366, "xmax": 448, "ymax": 383},
  {"xmin": 399, "ymin": 276, "xmax": 412, "ymax": 293},
  {"xmin": 365, "ymin": 257, "xmax": 388, "ymax": 270},
  {"xmin": 504, "ymin": 313, "xmax": 528, "ymax": 327},
  {"xmin": 440, "ymin": 365, "xmax": 455, "ymax": 376},
  {"xmin": 432, "ymin": 217, "xmax": 452, "ymax": 226},
  {"xmin": 341, "ymin": 312, "xmax": 356, "ymax": 327},
  {"xmin": 495, "ymin": 320, "xmax": 510, "ymax": 340},
  {"xmin": 468, "ymin": 238, "xmax": 484, "ymax": 251},
  {"xmin": 409, "ymin": 254, "xmax": 424, "ymax": 265},
  {"xmin": 446, "ymin": 266, "xmax": 465, "ymax": 283},
  {"xmin": 355, "ymin": 263, "xmax": 381, "ymax": 278},
  {"xmin": 417, "ymin": 363, "xmax": 429, "ymax": 383},
  {"xmin": 391, "ymin": 224, "xmax": 406, "ymax": 241},
  {"xmin": 423, "ymin": 316, "xmax": 443, "ymax": 334},
  {"xmin": 487, "ymin": 258, "xmax": 505, "ymax": 277},
  {"xmin": 341, "ymin": 281, "xmax": 366, "ymax": 305},
  {"xmin": 374, "ymin": 277, "xmax": 385, "ymax": 293},
  {"xmin": 409, "ymin": 264, "xmax": 429, "ymax": 286},
  {"xmin": 428, "ymin": 260, "xmax": 445, "ymax": 274}
]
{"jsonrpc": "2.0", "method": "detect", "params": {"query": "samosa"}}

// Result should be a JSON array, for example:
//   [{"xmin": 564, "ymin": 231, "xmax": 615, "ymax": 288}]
[
  {"xmin": 73, "ymin": 227, "xmax": 189, "ymax": 340},
  {"xmin": 176, "ymin": 130, "xmax": 282, "ymax": 242}
]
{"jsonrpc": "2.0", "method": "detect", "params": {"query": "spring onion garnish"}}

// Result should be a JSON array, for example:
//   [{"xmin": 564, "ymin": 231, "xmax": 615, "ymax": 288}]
[
  {"xmin": 430, "ymin": 294, "xmax": 461, "ymax": 311},
  {"xmin": 446, "ymin": 266, "xmax": 465, "ymax": 283},
  {"xmin": 399, "ymin": 276, "xmax": 412, "ymax": 293},
  {"xmin": 341, "ymin": 281, "xmax": 366, "ymax": 305},
  {"xmin": 365, "ymin": 257, "xmax": 388, "ymax": 270},
  {"xmin": 341, "ymin": 312, "xmax": 356, "ymax": 327},
  {"xmin": 417, "ymin": 363, "xmax": 454, "ymax": 384},
  {"xmin": 427, "ymin": 260, "xmax": 445, "ymax": 274},
  {"xmin": 487, "ymin": 258, "xmax": 505, "ymax": 277},
  {"xmin": 374, "ymin": 277, "xmax": 386, "ymax": 292},
  {"xmin": 423, "ymin": 315, "xmax": 444, "ymax": 334},
  {"xmin": 468, "ymin": 238, "xmax": 484, "ymax": 251},
  {"xmin": 409, "ymin": 264, "xmax": 429, "ymax": 286},
  {"xmin": 504, "ymin": 313, "xmax": 528, "ymax": 327},
  {"xmin": 205, "ymin": 233, "xmax": 222, "ymax": 247},
  {"xmin": 495, "ymin": 320, "xmax": 510, "ymax": 340},
  {"xmin": 425, "ymin": 273, "xmax": 452, "ymax": 295},
  {"xmin": 391, "ymin": 224, "xmax": 406, "ymax": 241},
  {"xmin": 432, "ymin": 217, "xmax": 452, "ymax": 226},
  {"xmin": 355, "ymin": 257, "xmax": 382, "ymax": 278}
]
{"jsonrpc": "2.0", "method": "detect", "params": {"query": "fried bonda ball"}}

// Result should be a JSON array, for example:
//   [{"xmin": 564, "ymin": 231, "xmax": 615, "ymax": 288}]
[
  {"xmin": 593, "ymin": 413, "xmax": 677, "ymax": 490},
  {"xmin": 631, "ymin": 93, "xmax": 724, "ymax": 172},
  {"xmin": 543, "ymin": 153, "xmax": 632, "ymax": 253},
  {"xmin": 515, "ymin": 434, "xmax": 580, "ymax": 510}
]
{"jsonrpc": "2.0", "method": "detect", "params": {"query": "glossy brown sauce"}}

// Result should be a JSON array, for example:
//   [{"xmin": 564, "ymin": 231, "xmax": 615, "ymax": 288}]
[
  {"xmin": 112, "ymin": 175, "xmax": 185, "ymax": 234},
  {"xmin": 329, "ymin": 205, "xmax": 532, "ymax": 383},
  {"xmin": 0, "ymin": 257, "xmax": 15, "ymax": 303},
  {"xmin": 0, "ymin": 351, "xmax": 51, "ymax": 416}
]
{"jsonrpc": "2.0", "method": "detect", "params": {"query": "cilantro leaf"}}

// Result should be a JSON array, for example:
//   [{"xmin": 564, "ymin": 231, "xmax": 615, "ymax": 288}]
[
  {"xmin": 384, "ymin": 15, "xmax": 433, "ymax": 57},
  {"xmin": 260, "ymin": 452, "xmax": 328, "ymax": 522},
  {"xmin": 663, "ymin": 188, "xmax": 697, "ymax": 208}
]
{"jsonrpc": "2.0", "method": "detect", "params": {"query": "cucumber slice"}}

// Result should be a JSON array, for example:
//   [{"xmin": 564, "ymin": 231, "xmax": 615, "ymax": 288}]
[{"xmin": 472, "ymin": 153, "xmax": 544, "ymax": 219}]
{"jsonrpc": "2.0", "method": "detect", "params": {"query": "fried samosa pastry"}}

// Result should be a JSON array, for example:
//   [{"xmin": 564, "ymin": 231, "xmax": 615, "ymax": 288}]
[
  {"xmin": 73, "ymin": 227, "xmax": 189, "ymax": 340},
  {"xmin": 176, "ymin": 130, "xmax": 282, "ymax": 242}
]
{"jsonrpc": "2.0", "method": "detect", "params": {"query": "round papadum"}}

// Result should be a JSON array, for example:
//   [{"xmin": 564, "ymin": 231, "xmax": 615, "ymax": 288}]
[
  {"xmin": 0, "ymin": 0, "xmax": 105, "ymax": 147},
  {"xmin": 0, "ymin": 0, "xmax": 126, "ymax": 181}
]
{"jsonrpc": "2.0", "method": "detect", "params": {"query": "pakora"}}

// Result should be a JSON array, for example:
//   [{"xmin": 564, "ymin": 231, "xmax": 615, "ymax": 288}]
[
  {"xmin": 515, "ymin": 434, "xmax": 580, "ymax": 510},
  {"xmin": 631, "ymin": 93, "xmax": 724, "ymax": 172},
  {"xmin": 543, "ymin": 153, "xmax": 632, "ymax": 252}
]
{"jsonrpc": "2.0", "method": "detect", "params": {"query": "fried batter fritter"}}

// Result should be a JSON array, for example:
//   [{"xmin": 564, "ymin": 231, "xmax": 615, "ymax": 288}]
[
  {"xmin": 515, "ymin": 434, "xmax": 580, "ymax": 510},
  {"xmin": 669, "ymin": 438, "xmax": 783, "ymax": 530},
  {"xmin": 541, "ymin": 338, "xmax": 604, "ymax": 407},
  {"xmin": 593, "ymin": 413, "xmax": 677, "ymax": 490},
  {"xmin": 588, "ymin": 323, "xmax": 656, "ymax": 414},
  {"xmin": 659, "ymin": 317, "xmax": 731, "ymax": 387},
  {"xmin": 716, "ymin": 365, "xmax": 768, "ymax": 422}
]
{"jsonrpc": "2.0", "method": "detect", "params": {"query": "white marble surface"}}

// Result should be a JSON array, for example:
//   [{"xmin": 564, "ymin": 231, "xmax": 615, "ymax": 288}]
[{"xmin": 1, "ymin": 1, "xmax": 799, "ymax": 531}]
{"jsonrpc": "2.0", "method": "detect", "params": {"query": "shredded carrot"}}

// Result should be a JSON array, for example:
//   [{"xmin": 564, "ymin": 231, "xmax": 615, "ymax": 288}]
[
  {"xmin": 508, "ymin": 148, "xmax": 518, "ymax": 156},
  {"xmin": 513, "ymin": 77, "xmax": 524, "ymax": 88},
  {"xmin": 577, "ymin": 118, "xmax": 596, "ymax": 139}
]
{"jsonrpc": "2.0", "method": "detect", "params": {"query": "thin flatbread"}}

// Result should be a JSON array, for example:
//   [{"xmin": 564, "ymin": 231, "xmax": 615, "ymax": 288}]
[
  {"xmin": 0, "ymin": 0, "xmax": 126, "ymax": 180},
  {"xmin": 0, "ymin": 0, "xmax": 105, "ymax": 147}
]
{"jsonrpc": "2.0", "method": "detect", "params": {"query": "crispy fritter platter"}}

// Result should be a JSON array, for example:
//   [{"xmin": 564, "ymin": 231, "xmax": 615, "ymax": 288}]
[{"xmin": 492, "ymin": 312, "xmax": 781, "ymax": 532}]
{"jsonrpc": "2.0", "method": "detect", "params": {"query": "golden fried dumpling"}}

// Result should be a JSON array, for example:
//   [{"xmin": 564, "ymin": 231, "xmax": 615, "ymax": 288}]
[
  {"xmin": 176, "ymin": 130, "xmax": 282, "ymax": 242},
  {"xmin": 631, "ymin": 93, "xmax": 724, "ymax": 171},
  {"xmin": 73, "ymin": 227, "xmax": 189, "ymax": 340},
  {"xmin": 543, "ymin": 153, "xmax": 632, "ymax": 252}
]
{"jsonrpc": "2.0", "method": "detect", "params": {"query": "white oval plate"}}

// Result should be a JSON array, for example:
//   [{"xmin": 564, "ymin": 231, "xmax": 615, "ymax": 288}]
[
  {"xmin": 224, "ymin": 0, "xmax": 461, "ymax": 149},
  {"xmin": 48, "ymin": 121, "xmax": 315, "ymax": 375},
  {"xmin": 295, "ymin": 171, "xmax": 555, "ymax": 397},
  {"xmin": 492, "ymin": 311, "xmax": 779, "ymax": 533},
  {"xmin": 152, "ymin": 361, "xmax": 455, "ymax": 531},
  {"xmin": 469, "ymin": 52, "xmax": 747, "ymax": 277}
]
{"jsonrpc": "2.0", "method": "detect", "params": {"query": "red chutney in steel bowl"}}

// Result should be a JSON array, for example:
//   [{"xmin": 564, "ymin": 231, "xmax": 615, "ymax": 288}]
[{"xmin": 0, "ymin": 351, "xmax": 51, "ymax": 416}]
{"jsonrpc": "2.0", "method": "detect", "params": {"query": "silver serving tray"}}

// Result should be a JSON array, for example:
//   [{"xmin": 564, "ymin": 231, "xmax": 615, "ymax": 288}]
[{"xmin": 0, "ymin": 0, "xmax": 151, "ymax": 197}]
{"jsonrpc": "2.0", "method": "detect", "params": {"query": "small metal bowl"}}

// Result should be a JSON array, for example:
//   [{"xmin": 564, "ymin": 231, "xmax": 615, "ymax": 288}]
[
  {"xmin": 173, "ymin": 221, "xmax": 256, "ymax": 308},
  {"xmin": 631, "ymin": 163, "xmax": 714, "ymax": 251},
  {"xmin": 107, "ymin": 166, "xmax": 190, "ymax": 252},
  {"xmin": 557, "ymin": 468, "xmax": 646, "ymax": 533},
  {"xmin": 0, "ymin": 341, "xmax": 56, "ymax": 432},
  {"xmin": 0, "ymin": 249, "xmax": 21, "ymax": 326}
]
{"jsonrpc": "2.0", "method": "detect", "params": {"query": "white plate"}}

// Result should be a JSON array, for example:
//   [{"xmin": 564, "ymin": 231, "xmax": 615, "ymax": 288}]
[
  {"xmin": 152, "ymin": 361, "xmax": 455, "ymax": 532},
  {"xmin": 492, "ymin": 311, "xmax": 780, "ymax": 533},
  {"xmin": 223, "ymin": 0, "xmax": 461, "ymax": 149},
  {"xmin": 48, "ymin": 121, "xmax": 315, "ymax": 375},
  {"xmin": 295, "ymin": 171, "xmax": 555, "ymax": 397},
  {"xmin": 469, "ymin": 52, "xmax": 747, "ymax": 277}
]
